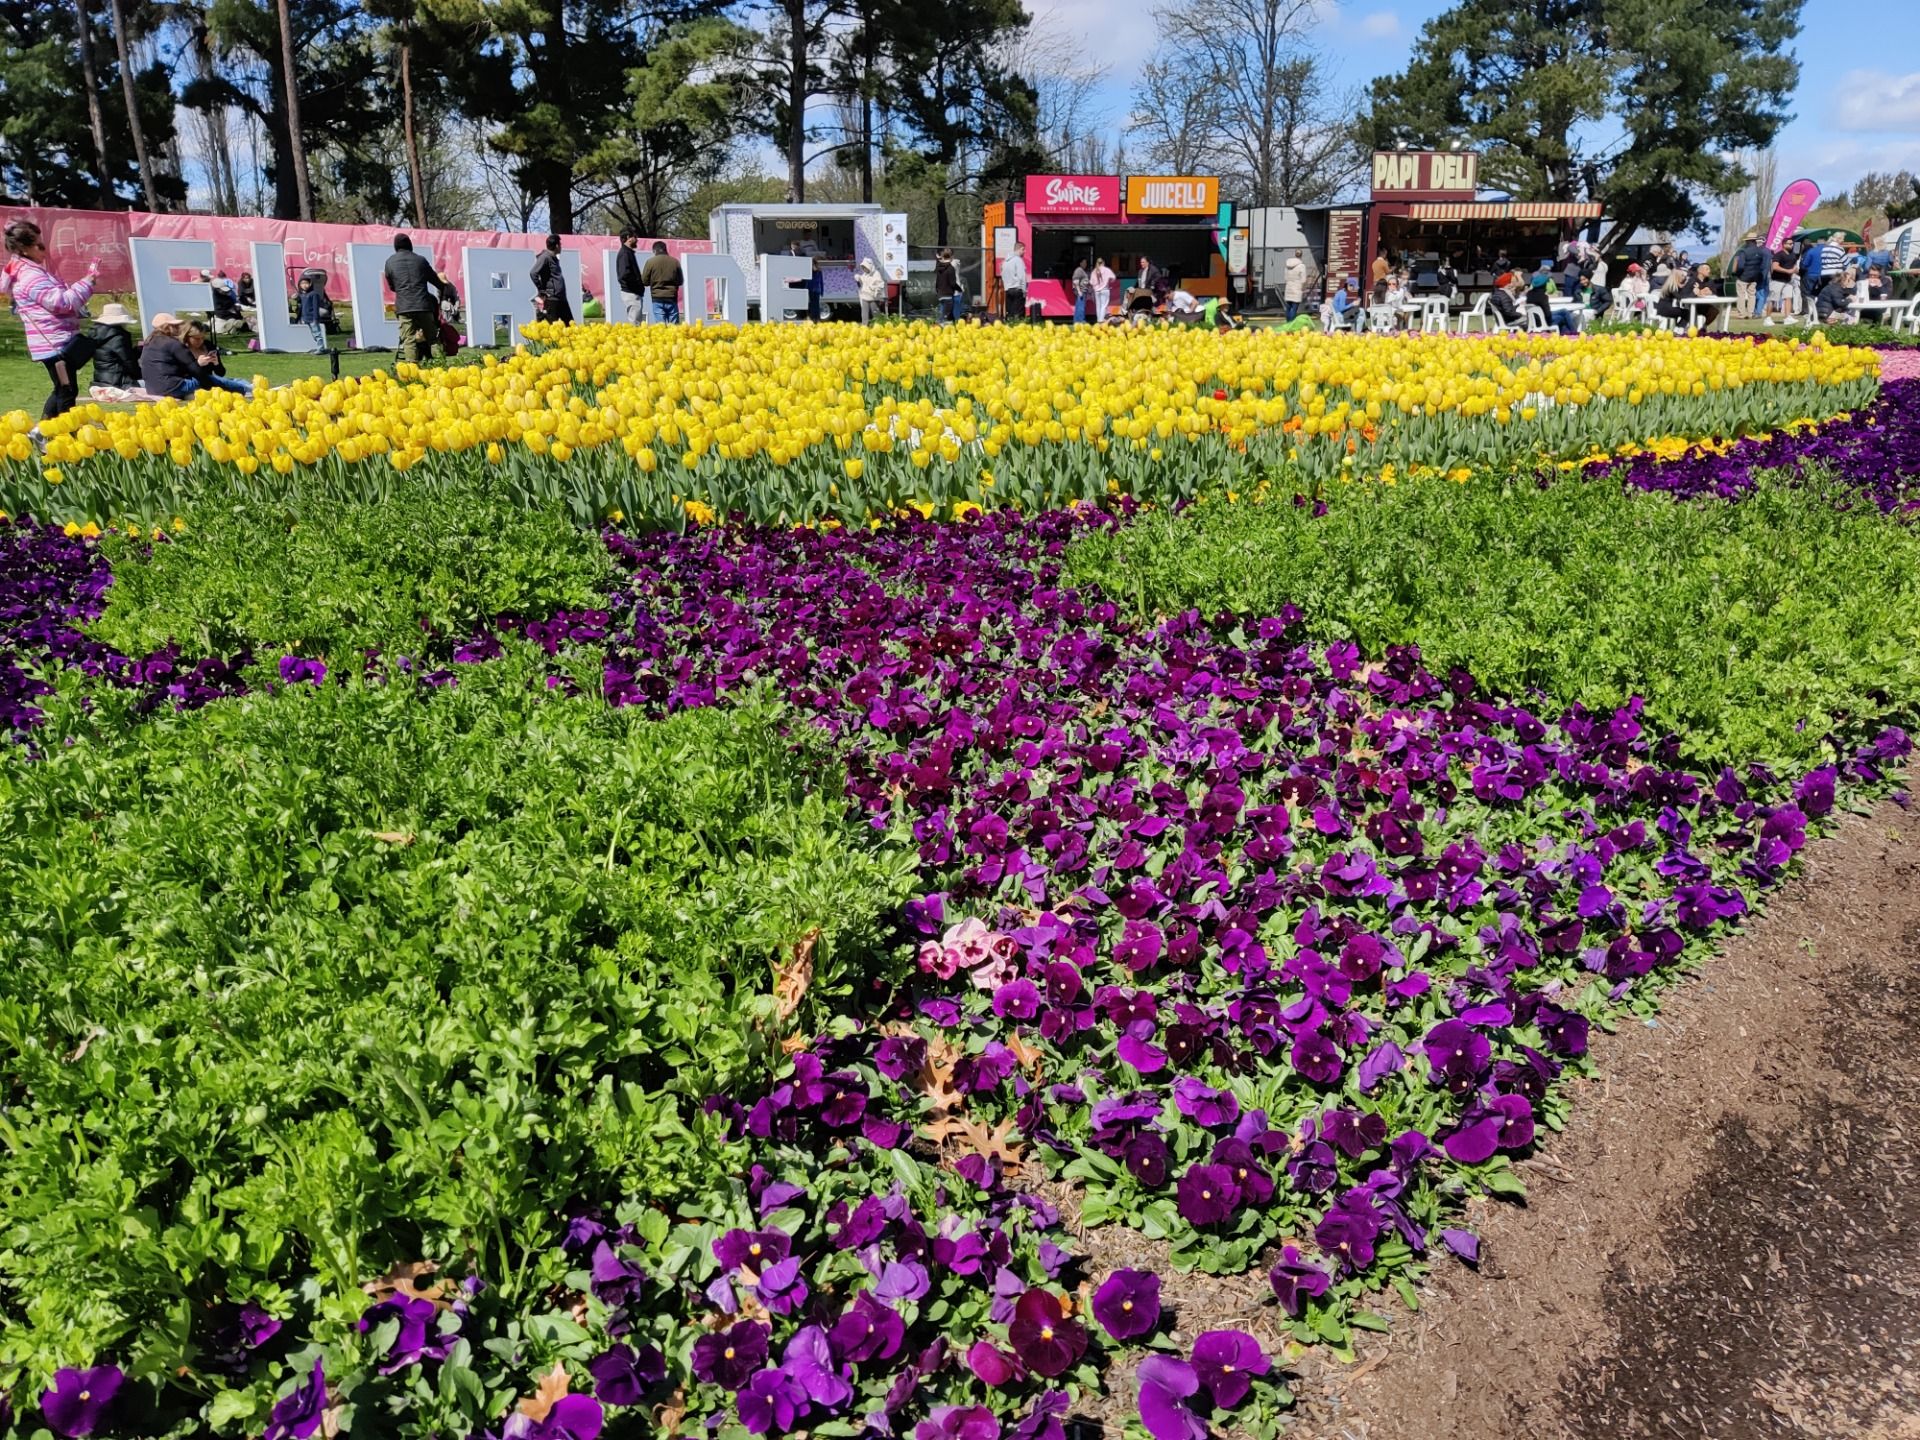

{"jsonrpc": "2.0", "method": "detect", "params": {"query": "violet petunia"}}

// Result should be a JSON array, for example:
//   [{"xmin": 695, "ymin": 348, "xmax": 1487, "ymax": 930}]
[
  {"xmin": 262, "ymin": 1359, "xmax": 327, "ymax": 1440},
  {"xmin": 1136, "ymin": 1355, "xmax": 1207, "ymax": 1440},
  {"xmin": 1092, "ymin": 1268, "xmax": 1162, "ymax": 1341},
  {"xmin": 1191, "ymin": 1330, "xmax": 1269, "ymax": 1408}
]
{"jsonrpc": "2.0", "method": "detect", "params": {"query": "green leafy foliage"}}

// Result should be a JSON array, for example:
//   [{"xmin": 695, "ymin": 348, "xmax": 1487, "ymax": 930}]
[
  {"xmin": 0, "ymin": 654, "xmax": 919, "ymax": 1370},
  {"xmin": 89, "ymin": 480, "xmax": 616, "ymax": 668},
  {"xmin": 1066, "ymin": 470, "xmax": 1920, "ymax": 765}
]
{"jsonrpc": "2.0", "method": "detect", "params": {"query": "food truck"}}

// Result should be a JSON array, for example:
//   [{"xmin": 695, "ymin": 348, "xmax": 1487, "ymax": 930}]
[
  {"xmin": 983, "ymin": 174, "xmax": 1240, "ymax": 318},
  {"xmin": 706, "ymin": 203, "xmax": 906, "ymax": 316},
  {"xmin": 1348, "ymin": 150, "xmax": 1603, "ymax": 296}
]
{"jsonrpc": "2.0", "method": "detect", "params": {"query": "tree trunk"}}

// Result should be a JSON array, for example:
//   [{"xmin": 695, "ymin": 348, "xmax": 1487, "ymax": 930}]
[
  {"xmin": 275, "ymin": 0, "xmax": 314, "ymax": 221},
  {"xmin": 73, "ymin": 0, "xmax": 115, "ymax": 201},
  {"xmin": 786, "ymin": 0, "xmax": 807, "ymax": 201},
  {"xmin": 401, "ymin": 38, "xmax": 428, "ymax": 227},
  {"xmin": 536, "ymin": 7, "xmax": 574, "ymax": 232},
  {"xmin": 107, "ymin": 0, "xmax": 160, "ymax": 210},
  {"xmin": 935, "ymin": 192, "xmax": 948, "ymax": 248}
]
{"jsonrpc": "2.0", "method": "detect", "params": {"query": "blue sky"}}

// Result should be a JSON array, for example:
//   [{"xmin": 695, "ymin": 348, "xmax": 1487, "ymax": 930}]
[{"xmin": 1025, "ymin": 0, "xmax": 1920, "ymax": 198}]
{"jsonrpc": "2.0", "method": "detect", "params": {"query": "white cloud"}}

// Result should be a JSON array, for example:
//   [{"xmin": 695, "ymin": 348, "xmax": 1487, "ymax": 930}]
[
  {"xmin": 1775, "ymin": 134, "xmax": 1920, "ymax": 192},
  {"xmin": 1022, "ymin": 0, "xmax": 1162, "ymax": 74},
  {"xmin": 1831, "ymin": 70, "xmax": 1920, "ymax": 133},
  {"xmin": 1359, "ymin": 10, "xmax": 1400, "ymax": 38}
]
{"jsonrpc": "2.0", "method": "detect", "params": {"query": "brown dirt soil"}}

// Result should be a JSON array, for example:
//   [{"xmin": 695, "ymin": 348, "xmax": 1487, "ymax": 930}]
[{"xmin": 1270, "ymin": 780, "xmax": 1920, "ymax": 1440}]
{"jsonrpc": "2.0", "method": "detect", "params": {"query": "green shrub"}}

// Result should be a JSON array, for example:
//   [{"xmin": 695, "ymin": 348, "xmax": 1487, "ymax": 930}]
[
  {"xmin": 0, "ymin": 653, "xmax": 918, "ymax": 1366},
  {"xmin": 90, "ymin": 480, "xmax": 615, "ymax": 666},
  {"xmin": 1067, "ymin": 470, "xmax": 1920, "ymax": 765}
]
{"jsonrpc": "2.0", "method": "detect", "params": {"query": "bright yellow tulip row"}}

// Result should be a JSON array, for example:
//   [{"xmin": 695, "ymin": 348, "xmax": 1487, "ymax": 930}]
[{"xmin": 0, "ymin": 322, "xmax": 1880, "ymax": 529}]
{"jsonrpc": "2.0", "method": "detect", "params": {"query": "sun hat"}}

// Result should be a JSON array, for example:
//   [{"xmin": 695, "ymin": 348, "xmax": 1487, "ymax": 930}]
[{"xmin": 97, "ymin": 302, "xmax": 136, "ymax": 326}]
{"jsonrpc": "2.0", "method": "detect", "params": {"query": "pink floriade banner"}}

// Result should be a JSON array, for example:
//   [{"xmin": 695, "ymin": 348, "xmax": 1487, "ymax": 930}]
[
  {"xmin": 1765, "ymin": 179, "xmax": 1820, "ymax": 253},
  {"xmin": 0, "ymin": 205, "xmax": 709, "ymax": 297}
]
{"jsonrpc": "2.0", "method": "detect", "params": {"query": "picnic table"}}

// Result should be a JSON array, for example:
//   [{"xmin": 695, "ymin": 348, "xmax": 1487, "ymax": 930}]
[{"xmin": 1679, "ymin": 295, "xmax": 1737, "ymax": 333}]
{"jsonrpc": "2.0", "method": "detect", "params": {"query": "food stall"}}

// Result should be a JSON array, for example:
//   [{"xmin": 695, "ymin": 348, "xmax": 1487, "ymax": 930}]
[
  {"xmin": 983, "ymin": 174, "xmax": 1236, "ymax": 318},
  {"xmin": 706, "ymin": 203, "xmax": 905, "ymax": 316},
  {"xmin": 1360, "ymin": 151, "xmax": 1602, "ymax": 295}
]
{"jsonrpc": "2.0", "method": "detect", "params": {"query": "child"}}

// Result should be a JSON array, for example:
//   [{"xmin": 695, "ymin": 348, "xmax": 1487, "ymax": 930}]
[{"xmin": 297, "ymin": 277, "xmax": 326, "ymax": 354}]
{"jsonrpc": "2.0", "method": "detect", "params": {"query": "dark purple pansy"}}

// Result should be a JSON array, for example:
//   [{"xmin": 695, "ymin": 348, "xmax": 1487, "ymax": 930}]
[
  {"xmin": 1008, "ymin": 1289, "xmax": 1087, "ymax": 1378},
  {"xmin": 716, "ymin": 1228, "xmax": 793, "ymax": 1274},
  {"xmin": 1175, "ymin": 1162, "xmax": 1242, "ymax": 1227},
  {"xmin": 692, "ymin": 1321, "xmax": 770, "ymax": 1391},
  {"xmin": 1438, "ymin": 1228, "xmax": 1481, "ymax": 1264},
  {"xmin": 754, "ymin": 1256, "xmax": 809, "ymax": 1315},
  {"xmin": 1191, "ymin": 1330, "xmax": 1269, "ymax": 1408},
  {"xmin": 588, "ymin": 1343, "xmax": 666, "ymax": 1407},
  {"xmin": 966, "ymin": 1340, "xmax": 1024, "ymax": 1388},
  {"xmin": 782, "ymin": 1324, "xmax": 853, "ymax": 1410},
  {"xmin": 237, "ymin": 1302, "xmax": 283, "ymax": 1350},
  {"xmin": 831, "ymin": 1291, "xmax": 905, "ymax": 1364},
  {"xmin": 1092, "ymin": 1268, "xmax": 1161, "ymax": 1340},
  {"xmin": 1172, "ymin": 1078, "xmax": 1240, "ymax": 1127},
  {"xmin": 589, "ymin": 1240, "xmax": 648, "ymax": 1309},
  {"xmin": 738, "ymin": 1369, "xmax": 808, "ymax": 1436},
  {"xmin": 1136, "ymin": 1355, "xmax": 1207, "ymax": 1440}
]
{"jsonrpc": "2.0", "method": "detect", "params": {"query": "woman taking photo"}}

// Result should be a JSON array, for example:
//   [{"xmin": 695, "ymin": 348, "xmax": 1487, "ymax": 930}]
[{"xmin": 3, "ymin": 220, "xmax": 101, "ymax": 420}]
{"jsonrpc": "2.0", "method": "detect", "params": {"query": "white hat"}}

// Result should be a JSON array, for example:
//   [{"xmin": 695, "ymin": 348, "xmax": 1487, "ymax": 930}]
[{"xmin": 97, "ymin": 302, "xmax": 136, "ymax": 326}]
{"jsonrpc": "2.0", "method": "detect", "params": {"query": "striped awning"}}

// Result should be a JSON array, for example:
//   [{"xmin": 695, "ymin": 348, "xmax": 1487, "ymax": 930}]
[{"xmin": 1405, "ymin": 201, "xmax": 1604, "ymax": 221}]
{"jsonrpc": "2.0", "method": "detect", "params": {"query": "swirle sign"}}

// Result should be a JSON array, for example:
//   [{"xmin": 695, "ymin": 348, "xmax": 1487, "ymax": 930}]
[{"xmin": 1024, "ymin": 175, "xmax": 1121, "ymax": 215}]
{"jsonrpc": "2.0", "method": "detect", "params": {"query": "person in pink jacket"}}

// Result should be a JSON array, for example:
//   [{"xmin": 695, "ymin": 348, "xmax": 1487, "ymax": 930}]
[{"xmin": 4, "ymin": 219, "xmax": 101, "ymax": 419}]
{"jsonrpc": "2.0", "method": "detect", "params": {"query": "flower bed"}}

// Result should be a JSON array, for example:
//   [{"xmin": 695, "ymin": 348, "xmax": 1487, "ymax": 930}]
[
  {"xmin": 0, "ymin": 362, "xmax": 1916, "ymax": 1440},
  {"xmin": 0, "ymin": 327, "xmax": 1880, "ymax": 532}
]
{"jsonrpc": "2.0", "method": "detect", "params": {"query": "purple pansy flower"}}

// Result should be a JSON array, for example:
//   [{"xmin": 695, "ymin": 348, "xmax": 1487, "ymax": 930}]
[
  {"xmin": 754, "ymin": 1256, "xmax": 809, "ymax": 1315},
  {"xmin": 1008, "ymin": 1289, "xmax": 1087, "ymax": 1378},
  {"xmin": 715, "ymin": 1228, "xmax": 792, "ymax": 1274},
  {"xmin": 782, "ymin": 1325, "xmax": 853, "ymax": 1410},
  {"xmin": 588, "ymin": 1343, "xmax": 666, "ymax": 1407},
  {"xmin": 589, "ymin": 1240, "xmax": 648, "ymax": 1309},
  {"xmin": 874, "ymin": 1258, "xmax": 931, "ymax": 1305},
  {"xmin": 506, "ymin": 1394, "xmax": 605, "ymax": 1440},
  {"xmin": 916, "ymin": 1406, "xmax": 1001, "ymax": 1440},
  {"xmin": 1439, "ymin": 1228, "xmax": 1481, "ymax": 1264},
  {"xmin": 692, "ymin": 1321, "xmax": 770, "ymax": 1391},
  {"xmin": 1092, "ymin": 1268, "xmax": 1161, "ymax": 1340},
  {"xmin": 1172, "ymin": 1078, "xmax": 1240, "ymax": 1127},
  {"xmin": 1136, "ymin": 1355, "xmax": 1207, "ymax": 1440},
  {"xmin": 42, "ymin": 1367, "xmax": 124, "ymax": 1439},
  {"xmin": 237, "ymin": 1302, "xmax": 283, "ymax": 1350},
  {"xmin": 1191, "ymin": 1330, "xmax": 1269, "ymax": 1408},
  {"xmin": 739, "ymin": 1369, "xmax": 809, "ymax": 1436},
  {"xmin": 832, "ymin": 1291, "xmax": 905, "ymax": 1364},
  {"xmin": 1175, "ymin": 1162, "xmax": 1242, "ymax": 1226},
  {"xmin": 1269, "ymin": 1245, "xmax": 1332, "ymax": 1317}
]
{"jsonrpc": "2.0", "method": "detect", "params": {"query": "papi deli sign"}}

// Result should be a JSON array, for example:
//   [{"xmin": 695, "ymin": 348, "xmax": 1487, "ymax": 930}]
[
  {"xmin": 1125, "ymin": 175, "xmax": 1220, "ymax": 214},
  {"xmin": 1025, "ymin": 174, "xmax": 1120, "ymax": 214},
  {"xmin": 1371, "ymin": 150, "xmax": 1479, "ymax": 200}
]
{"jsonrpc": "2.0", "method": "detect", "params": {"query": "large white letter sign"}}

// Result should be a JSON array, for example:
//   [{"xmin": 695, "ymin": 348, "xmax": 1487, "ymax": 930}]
[
  {"xmin": 682, "ymin": 252, "xmax": 747, "ymax": 325},
  {"xmin": 128, "ymin": 237, "xmax": 214, "ymax": 331},
  {"xmin": 247, "ymin": 242, "xmax": 312, "ymax": 353},
  {"xmin": 347, "ymin": 242, "xmax": 438, "ymax": 350},
  {"xmin": 760, "ymin": 254, "xmax": 813, "ymax": 322},
  {"xmin": 461, "ymin": 247, "xmax": 539, "ymax": 347}
]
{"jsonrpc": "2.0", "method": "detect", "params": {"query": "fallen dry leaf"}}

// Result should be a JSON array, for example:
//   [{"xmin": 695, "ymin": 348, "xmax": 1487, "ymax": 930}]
[
  {"xmin": 517, "ymin": 1361, "xmax": 570, "ymax": 1421},
  {"xmin": 656, "ymin": 1387, "xmax": 688, "ymax": 1435},
  {"xmin": 362, "ymin": 1260, "xmax": 447, "ymax": 1305},
  {"xmin": 1005, "ymin": 1034, "xmax": 1045, "ymax": 1071},
  {"xmin": 773, "ymin": 929, "xmax": 819, "ymax": 1023}
]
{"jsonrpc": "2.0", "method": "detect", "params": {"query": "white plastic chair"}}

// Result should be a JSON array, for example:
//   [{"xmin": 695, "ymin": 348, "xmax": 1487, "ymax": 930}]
[
  {"xmin": 1365, "ymin": 305, "xmax": 1397, "ymax": 333},
  {"xmin": 1456, "ymin": 293, "xmax": 1495, "ymax": 334},
  {"xmin": 1419, "ymin": 297, "xmax": 1450, "ymax": 333}
]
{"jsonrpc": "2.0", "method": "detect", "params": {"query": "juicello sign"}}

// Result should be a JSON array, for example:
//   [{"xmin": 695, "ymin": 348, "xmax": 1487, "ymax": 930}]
[
  {"xmin": 1024, "ymin": 174, "xmax": 1120, "ymax": 214},
  {"xmin": 1124, "ymin": 176, "xmax": 1220, "ymax": 214}
]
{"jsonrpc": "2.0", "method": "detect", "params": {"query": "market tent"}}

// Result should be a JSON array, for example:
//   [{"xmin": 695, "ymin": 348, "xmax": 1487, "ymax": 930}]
[{"xmin": 1792, "ymin": 227, "xmax": 1865, "ymax": 244}]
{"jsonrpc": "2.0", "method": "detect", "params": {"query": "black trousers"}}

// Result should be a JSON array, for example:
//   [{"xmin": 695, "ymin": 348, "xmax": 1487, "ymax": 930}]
[{"xmin": 41, "ymin": 334, "xmax": 96, "ymax": 419}]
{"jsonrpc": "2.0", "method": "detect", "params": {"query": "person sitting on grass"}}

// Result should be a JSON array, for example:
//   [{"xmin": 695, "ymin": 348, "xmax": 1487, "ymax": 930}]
[
  {"xmin": 183, "ymin": 321, "xmax": 256, "ymax": 396},
  {"xmin": 86, "ymin": 302, "xmax": 142, "ymax": 389},
  {"xmin": 138, "ymin": 314, "xmax": 201, "ymax": 400}
]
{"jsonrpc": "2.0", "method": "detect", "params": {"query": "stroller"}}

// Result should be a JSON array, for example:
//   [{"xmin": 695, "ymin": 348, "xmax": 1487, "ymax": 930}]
[{"xmin": 291, "ymin": 267, "xmax": 340, "ymax": 334}]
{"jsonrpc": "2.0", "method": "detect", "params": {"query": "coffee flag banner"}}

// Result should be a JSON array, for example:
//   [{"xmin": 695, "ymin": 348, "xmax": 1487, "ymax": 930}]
[{"xmin": 1765, "ymin": 180, "xmax": 1821, "ymax": 252}]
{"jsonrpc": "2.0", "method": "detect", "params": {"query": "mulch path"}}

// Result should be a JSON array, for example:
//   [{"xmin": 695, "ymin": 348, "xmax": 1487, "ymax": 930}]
[{"xmin": 1269, "ymin": 777, "xmax": 1920, "ymax": 1440}]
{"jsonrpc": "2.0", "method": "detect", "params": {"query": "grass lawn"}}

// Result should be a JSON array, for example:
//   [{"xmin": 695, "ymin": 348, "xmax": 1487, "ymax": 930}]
[{"xmin": 0, "ymin": 303, "xmax": 495, "ymax": 416}]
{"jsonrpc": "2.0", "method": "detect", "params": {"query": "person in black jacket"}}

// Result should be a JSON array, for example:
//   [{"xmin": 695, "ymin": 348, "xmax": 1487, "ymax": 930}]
[
  {"xmin": 933, "ymin": 248, "xmax": 963, "ymax": 322},
  {"xmin": 530, "ymin": 234, "xmax": 573, "ymax": 324},
  {"xmin": 1815, "ymin": 267, "xmax": 1858, "ymax": 323},
  {"xmin": 615, "ymin": 231, "xmax": 646, "ymax": 323},
  {"xmin": 184, "ymin": 320, "xmax": 255, "ymax": 396},
  {"xmin": 138, "ymin": 314, "xmax": 202, "ymax": 399},
  {"xmin": 384, "ymin": 234, "xmax": 448, "ymax": 363},
  {"xmin": 86, "ymin": 302, "xmax": 142, "ymax": 389}
]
